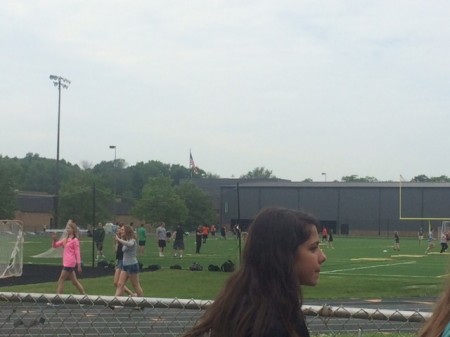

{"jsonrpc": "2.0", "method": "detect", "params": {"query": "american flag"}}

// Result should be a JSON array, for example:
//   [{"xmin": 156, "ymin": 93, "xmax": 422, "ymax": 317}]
[{"xmin": 189, "ymin": 151, "xmax": 197, "ymax": 171}]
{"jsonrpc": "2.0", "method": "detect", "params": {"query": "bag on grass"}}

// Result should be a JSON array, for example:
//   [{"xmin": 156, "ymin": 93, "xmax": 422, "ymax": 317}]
[
  {"xmin": 221, "ymin": 260, "xmax": 235, "ymax": 272},
  {"xmin": 170, "ymin": 264, "xmax": 182, "ymax": 270},
  {"xmin": 208, "ymin": 264, "xmax": 221, "ymax": 272},
  {"xmin": 147, "ymin": 264, "xmax": 161, "ymax": 271},
  {"xmin": 97, "ymin": 260, "xmax": 109, "ymax": 268},
  {"xmin": 189, "ymin": 262, "xmax": 203, "ymax": 271}
]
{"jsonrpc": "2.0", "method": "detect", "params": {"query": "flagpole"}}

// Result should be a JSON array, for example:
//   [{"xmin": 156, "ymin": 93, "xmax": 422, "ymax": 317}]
[{"xmin": 189, "ymin": 150, "xmax": 192, "ymax": 180}]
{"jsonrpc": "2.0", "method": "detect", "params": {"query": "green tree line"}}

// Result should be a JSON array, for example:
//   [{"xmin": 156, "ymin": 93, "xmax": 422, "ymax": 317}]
[
  {"xmin": 0, "ymin": 153, "xmax": 215, "ymax": 230},
  {"xmin": 1, "ymin": 153, "xmax": 449, "ymax": 229}
]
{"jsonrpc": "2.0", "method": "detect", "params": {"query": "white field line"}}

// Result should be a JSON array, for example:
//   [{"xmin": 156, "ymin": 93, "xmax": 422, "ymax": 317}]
[
  {"xmin": 323, "ymin": 260, "xmax": 449, "ymax": 278},
  {"xmin": 323, "ymin": 273, "xmax": 431, "ymax": 278},
  {"xmin": 322, "ymin": 261, "xmax": 416, "ymax": 275}
]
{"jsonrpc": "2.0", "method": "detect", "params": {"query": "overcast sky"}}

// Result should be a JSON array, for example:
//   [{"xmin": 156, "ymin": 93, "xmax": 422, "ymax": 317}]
[{"xmin": 2, "ymin": 1, "xmax": 450, "ymax": 182}]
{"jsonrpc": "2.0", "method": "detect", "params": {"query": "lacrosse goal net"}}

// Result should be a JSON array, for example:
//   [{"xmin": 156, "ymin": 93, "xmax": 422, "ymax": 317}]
[{"xmin": 0, "ymin": 220, "xmax": 24, "ymax": 278}]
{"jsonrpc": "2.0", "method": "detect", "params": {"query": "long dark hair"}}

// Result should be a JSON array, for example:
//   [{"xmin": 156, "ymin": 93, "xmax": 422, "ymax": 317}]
[
  {"xmin": 418, "ymin": 277, "xmax": 450, "ymax": 337},
  {"xmin": 183, "ymin": 207, "xmax": 318, "ymax": 337}
]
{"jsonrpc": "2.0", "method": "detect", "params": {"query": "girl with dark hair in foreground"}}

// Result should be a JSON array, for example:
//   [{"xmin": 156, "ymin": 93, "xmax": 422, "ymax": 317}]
[
  {"xmin": 182, "ymin": 207, "xmax": 327, "ymax": 337},
  {"xmin": 418, "ymin": 277, "xmax": 450, "ymax": 337}
]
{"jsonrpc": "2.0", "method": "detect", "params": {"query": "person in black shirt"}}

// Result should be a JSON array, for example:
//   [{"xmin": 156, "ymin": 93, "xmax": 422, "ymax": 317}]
[
  {"xmin": 173, "ymin": 223, "xmax": 185, "ymax": 258},
  {"xmin": 195, "ymin": 225, "xmax": 203, "ymax": 254}
]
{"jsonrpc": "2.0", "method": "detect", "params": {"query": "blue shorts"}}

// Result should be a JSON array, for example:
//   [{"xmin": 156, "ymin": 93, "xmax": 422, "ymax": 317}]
[
  {"xmin": 122, "ymin": 263, "xmax": 139, "ymax": 274},
  {"xmin": 62, "ymin": 266, "xmax": 75, "ymax": 272}
]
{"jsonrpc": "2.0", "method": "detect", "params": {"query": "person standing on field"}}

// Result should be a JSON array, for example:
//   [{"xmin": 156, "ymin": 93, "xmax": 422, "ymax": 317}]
[
  {"xmin": 173, "ymin": 223, "xmax": 185, "ymax": 258},
  {"xmin": 321, "ymin": 226, "xmax": 328, "ymax": 242},
  {"xmin": 425, "ymin": 230, "xmax": 435, "ymax": 254},
  {"xmin": 114, "ymin": 224, "xmax": 144, "ymax": 297},
  {"xmin": 210, "ymin": 224, "xmax": 217, "ymax": 238},
  {"xmin": 156, "ymin": 222, "xmax": 167, "ymax": 257},
  {"xmin": 137, "ymin": 223, "xmax": 146, "ymax": 256},
  {"xmin": 202, "ymin": 224, "xmax": 209, "ymax": 243},
  {"xmin": 220, "ymin": 225, "xmax": 226, "ymax": 240},
  {"xmin": 113, "ymin": 223, "xmax": 134, "ymax": 296},
  {"xmin": 51, "ymin": 220, "xmax": 85, "ymax": 295},
  {"xmin": 418, "ymin": 227, "xmax": 424, "ymax": 245},
  {"xmin": 93, "ymin": 222, "xmax": 106, "ymax": 261},
  {"xmin": 327, "ymin": 230, "xmax": 334, "ymax": 249},
  {"xmin": 394, "ymin": 231, "xmax": 400, "ymax": 251},
  {"xmin": 440, "ymin": 231, "xmax": 448, "ymax": 253},
  {"xmin": 195, "ymin": 225, "xmax": 203, "ymax": 254}
]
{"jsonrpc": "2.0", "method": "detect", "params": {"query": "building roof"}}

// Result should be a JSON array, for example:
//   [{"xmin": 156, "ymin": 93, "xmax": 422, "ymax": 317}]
[
  {"xmin": 16, "ymin": 192, "xmax": 54, "ymax": 212},
  {"xmin": 220, "ymin": 181, "xmax": 450, "ymax": 188}
]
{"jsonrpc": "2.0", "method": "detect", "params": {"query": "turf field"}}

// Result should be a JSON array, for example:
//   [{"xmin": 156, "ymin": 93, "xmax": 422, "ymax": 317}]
[{"xmin": 4, "ymin": 231, "xmax": 450, "ymax": 300}]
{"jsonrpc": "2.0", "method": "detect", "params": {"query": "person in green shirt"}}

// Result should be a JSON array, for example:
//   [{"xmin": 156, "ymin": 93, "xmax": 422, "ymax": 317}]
[{"xmin": 137, "ymin": 223, "xmax": 147, "ymax": 256}]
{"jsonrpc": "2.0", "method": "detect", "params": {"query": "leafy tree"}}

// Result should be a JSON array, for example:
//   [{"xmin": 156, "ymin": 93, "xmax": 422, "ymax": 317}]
[
  {"xmin": 170, "ymin": 164, "xmax": 193, "ymax": 185},
  {"xmin": 59, "ymin": 183, "xmax": 92, "ymax": 227},
  {"xmin": 341, "ymin": 175, "xmax": 378, "ymax": 182},
  {"xmin": 411, "ymin": 175, "xmax": 429, "ymax": 182},
  {"xmin": 204, "ymin": 172, "xmax": 221, "ymax": 179},
  {"xmin": 17, "ymin": 153, "xmax": 83, "ymax": 195},
  {"xmin": 93, "ymin": 158, "xmax": 130, "ymax": 197},
  {"xmin": 59, "ymin": 173, "xmax": 114, "ymax": 227},
  {"xmin": 124, "ymin": 161, "xmax": 195, "ymax": 199},
  {"xmin": 411, "ymin": 175, "xmax": 450, "ymax": 183},
  {"xmin": 126, "ymin": 161, "xmax": 171, "ymax": 199},
  {"xmin": 20, "ymin": 153, "xmax": 56, "ymax": 193},
  {"xmin": 190, "ymin": 167, "xmax": 206, "ymax": 178},
  {"xmin": 132, "ymin": 177, "xmax": 188, "ymax": 226},
  {"xmin": 0, "ymin": 157, "xmax": 21, "ymax": 218},
  {"xmin": 175, "ymin": 181, "xmax": 217, "ymax": 231},
  {"xmin": 430, "ymin": 175, "xmax": 450, "ymax": 182},
  {"xmin": 240, "ymin": 167, "xmax": 277, "ymax": 179}
]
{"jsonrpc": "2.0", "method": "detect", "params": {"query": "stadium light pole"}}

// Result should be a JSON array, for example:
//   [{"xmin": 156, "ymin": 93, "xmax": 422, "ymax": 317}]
[
  {"xmin": 109, "ymin": 145, "xmax": 117, "ymax": 223},
  {"xmin": 49, "ymin": 75, "xmax": 71, "ymax": 228}
]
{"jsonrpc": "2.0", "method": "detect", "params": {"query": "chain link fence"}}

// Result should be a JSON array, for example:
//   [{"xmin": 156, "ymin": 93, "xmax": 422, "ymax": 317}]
[{"xmin": 0, "ymin": 292, "xmax": 431, "ymax": 337}]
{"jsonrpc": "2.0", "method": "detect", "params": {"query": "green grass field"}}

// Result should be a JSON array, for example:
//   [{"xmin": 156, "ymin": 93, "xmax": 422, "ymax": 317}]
[{"xmin": 5, "ymin": 232, "xmax": 450, "ymax": 300}]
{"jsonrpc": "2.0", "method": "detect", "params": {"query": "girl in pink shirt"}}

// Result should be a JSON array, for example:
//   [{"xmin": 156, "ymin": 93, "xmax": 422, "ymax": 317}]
[{"xmin": 51, "ymin": 220, "xmax": 85, "ymax": 294}]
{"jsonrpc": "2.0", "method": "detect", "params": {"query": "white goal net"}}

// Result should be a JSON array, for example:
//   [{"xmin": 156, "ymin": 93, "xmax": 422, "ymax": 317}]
[
  {"xmin": 441, "ymin": 221, "xmax": 449, "ymax": 238},
  {"xmin": 31, "ymin": 220, "xmax": 80, "ymax": 259},
  {"xmin": 0, "ymin": 220, "xmax": 24, "ymax": 278}
]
